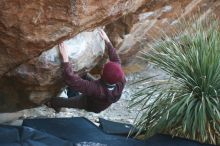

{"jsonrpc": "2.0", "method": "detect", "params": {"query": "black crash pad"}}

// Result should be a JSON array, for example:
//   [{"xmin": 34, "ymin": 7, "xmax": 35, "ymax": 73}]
[
  {"xmin": 98, "ymin": 118, "xmax": 214, "ymax": 146},
  {"xmin": 21, "ymin": 117, "xmax": 215, "ymax": 146},
  {"xmin": 0, "ymin": 124, "xmax": 72, "ymax": 146},
  {"xmin": 99, "ymin": 118, "xmax": 137, "ymax": 136},
  {"xmin": 22, "ymin": 117, "xmax": 147, "ymax": 146}
]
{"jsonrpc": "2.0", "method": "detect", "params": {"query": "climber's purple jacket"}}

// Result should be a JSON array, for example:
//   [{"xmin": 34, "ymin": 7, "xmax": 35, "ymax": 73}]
[{"xmin": 62, "ymin": 45, "xmax": 126, "ymax": 113}]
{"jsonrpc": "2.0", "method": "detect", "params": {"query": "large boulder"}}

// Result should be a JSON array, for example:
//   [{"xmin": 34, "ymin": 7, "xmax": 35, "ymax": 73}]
[
  {"xmin": 0, "ymin": 29, "xmax": 105, "ymax": 112},
  {"xmin": 0, "ymin": 0, "xmax": 148, "ymax": 77},
  {"xmin": 0, "ymin": 0, "xmax": 149, "ymax": 112}
]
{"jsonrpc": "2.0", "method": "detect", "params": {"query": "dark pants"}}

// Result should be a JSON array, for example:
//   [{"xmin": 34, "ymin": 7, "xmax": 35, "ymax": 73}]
[
  {"xmin": 50, "ymin": 74, "xmax": 91, "ymax": 111},
  {"xmin": 50, "ymin": 95, "xmax": 88, "ymax": 111},
  {"xmin": 66, "ymin": 87, "xmax": 79, "ymax": 98}
]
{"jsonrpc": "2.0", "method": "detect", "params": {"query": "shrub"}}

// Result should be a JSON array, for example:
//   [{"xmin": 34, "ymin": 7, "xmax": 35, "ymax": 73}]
[{"xmin": 130, "ymin": 16, "xmax": 220, "ymax": 145}]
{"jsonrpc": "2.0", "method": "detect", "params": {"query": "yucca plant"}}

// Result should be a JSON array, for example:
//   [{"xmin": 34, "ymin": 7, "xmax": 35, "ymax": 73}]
[{"xmin": 130, "ymin": 16, "xmax": 220, "ymax": 145}]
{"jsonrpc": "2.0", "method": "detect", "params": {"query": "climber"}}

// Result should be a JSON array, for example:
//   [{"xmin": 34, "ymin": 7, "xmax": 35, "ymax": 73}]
[{"xmin": 46, "ymin": 30, "xmax": 126, "ymax": 113}]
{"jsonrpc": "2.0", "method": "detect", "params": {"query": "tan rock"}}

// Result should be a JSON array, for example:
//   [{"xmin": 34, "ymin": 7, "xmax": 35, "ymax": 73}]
[
  {"xmin": 0, "ymin": 29, "xmax": 105, "ymax": 112},
  {"xmin": 0, "ymin": 0, "xmax": 148, "ymax": 77},
  {"xmin": 105, "ymin": 0, "xmax": 220, "ymax": 71}
]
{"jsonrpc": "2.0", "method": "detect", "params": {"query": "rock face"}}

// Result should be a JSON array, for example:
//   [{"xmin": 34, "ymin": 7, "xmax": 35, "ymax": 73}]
[
  {"xmin": 0, "ymin": 29, "xmax": 105, "ymax": 112},
  {"xmin": 0, "ymin": 0, "xmax": 147, "ymax": 77},
  {"xmin": 105, "ymin": 0, "xmax": 220, "ymax": 72},
  {"xmin": 0, "ymin": 0, "xmax": 149, "ymax": 112}
]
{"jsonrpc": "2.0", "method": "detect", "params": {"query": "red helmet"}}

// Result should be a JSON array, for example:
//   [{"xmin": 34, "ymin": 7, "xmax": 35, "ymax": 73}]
[{"xmin": 101, "ymin": 61, "xmax": 125, "ymax": 84}]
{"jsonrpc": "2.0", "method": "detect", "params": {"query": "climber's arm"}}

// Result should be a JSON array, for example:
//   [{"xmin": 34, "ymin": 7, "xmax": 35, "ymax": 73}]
[
  {"xmin": 98, "ymin": 30, "xmax": 121, "ymax": 64},
  {"xmin": 59, "ymin": 42, "xmax": 101, "ymax": 97},
  {"xmin": 59, "ymin": 43, "xmax": 69, "ymax": 63}
]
